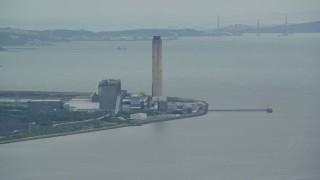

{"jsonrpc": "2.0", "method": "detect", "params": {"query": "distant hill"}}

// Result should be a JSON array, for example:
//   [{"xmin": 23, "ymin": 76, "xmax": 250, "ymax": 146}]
[
  {"xmin": 1, "ymin": 21, "xmax": 319, "ymax": 45},
  {"xmin": 0, "ymin": 28, "xmax": 204, "ymax": 45}
]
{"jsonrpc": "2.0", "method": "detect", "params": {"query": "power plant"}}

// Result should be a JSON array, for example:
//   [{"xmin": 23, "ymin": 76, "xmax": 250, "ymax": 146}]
[
  {"xmin": 94, "ymin": 36, "xmax": 164, "ymax": 113},
  {"xmin": 24, "ymin": 36, "xmax": 211, "ymax": 115},
  {"xmin": 152, "ymin": 36, "xmax": 163, "ymax": 97}
]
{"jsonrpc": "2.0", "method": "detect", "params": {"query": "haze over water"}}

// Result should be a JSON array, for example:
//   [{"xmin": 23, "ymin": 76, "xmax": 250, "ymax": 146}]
[
  {"xmin": 1, "ymin": 0, "xmax": 320, "ymax": 31},
  {"xmin": 0, "ymin": 34, "xmax": 320, "ymax": 179}
]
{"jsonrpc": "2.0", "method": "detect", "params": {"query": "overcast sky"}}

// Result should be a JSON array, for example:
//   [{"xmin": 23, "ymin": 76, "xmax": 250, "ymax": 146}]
[{"xmin": 1, "ymin": 0, "xmax": 319, "ymax": 30}]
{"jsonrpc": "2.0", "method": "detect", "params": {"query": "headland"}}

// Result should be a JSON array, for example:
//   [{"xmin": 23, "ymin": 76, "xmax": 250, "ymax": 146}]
[{"xmin": 0, "ymin": 90, "xmax": 208, "ymax": 144}]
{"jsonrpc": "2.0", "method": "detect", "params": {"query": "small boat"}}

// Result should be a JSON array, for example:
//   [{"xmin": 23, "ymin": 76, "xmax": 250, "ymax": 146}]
[{"xmin": 116, "ymin": 46, "xmax": 127, "ymax": 50}]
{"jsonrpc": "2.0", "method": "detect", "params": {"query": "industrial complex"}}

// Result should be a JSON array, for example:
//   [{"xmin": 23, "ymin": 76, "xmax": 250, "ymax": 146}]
[
  {"xmin": 27, "ymin": 36, "xmax": 207, "ymax": 120},
  {"xmin": 88, "ymin": 36, "xmax": 205, "ymax": 117},
  {"xmin": 26, "ymin": 35, "xmax": 270, "ymax": 117},
  {"xmin": 2, "ymin": 35, "xmax": 273, "ymax": 143}
]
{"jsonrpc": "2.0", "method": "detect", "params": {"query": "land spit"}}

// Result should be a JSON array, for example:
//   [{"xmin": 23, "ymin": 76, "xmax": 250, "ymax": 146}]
[{"xmin": 0, "ymin": 90, "xmax": 208, "ymax": 144}]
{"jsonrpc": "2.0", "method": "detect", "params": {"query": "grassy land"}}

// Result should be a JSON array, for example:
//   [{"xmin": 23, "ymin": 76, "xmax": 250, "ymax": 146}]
[
  {"xmin": 0, "ymin": 106, "xmax": 156, "ymax": 143},
  {"xmin": 0, "ymin": 91, "xmax": 130, "ymax": 143},
  {"xmin": 0, "ymin": 105, "xmax": 117, "ymax": 142},
  {"xmin": 0, "ymin": 90, "xmax": 90, "ymax": 101},
  {"xmin": 0, "ymin": 119, "xmax": 122, "ymax": 142}
]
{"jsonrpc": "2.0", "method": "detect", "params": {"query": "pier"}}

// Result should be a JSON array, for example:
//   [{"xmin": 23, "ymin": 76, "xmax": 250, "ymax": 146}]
[{"xmin": 208, "ymin": 105, "xmax": 273, "ymax": 113}]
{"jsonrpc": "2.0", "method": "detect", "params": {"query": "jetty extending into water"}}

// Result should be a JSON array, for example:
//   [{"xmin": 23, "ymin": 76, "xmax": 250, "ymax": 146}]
[{"xmin": 208, "ymin": 105, "xmax": 273, "ymax": 113}]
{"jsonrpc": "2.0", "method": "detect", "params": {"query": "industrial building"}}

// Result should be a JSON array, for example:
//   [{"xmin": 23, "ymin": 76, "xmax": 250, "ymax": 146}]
[
  {"xmin": 158, "ymin": 100, "xmax": 168, "ymax": 112},
  {"xmin": 152, "ymin": 36, "xmax": 163, "ymax": 97},
  {"xmin": 27, "ymin": 100, "xmax": 65, "ymax": 111},
  {"xmin": 91, "ymin": 92, "xmax": 99, "ymax": 102},
  {"xmin": 121, "ymin": 92, "xmax": 150, "ymax": 111},
  {"xmin": 130, "ymin": 94, "xmax": 144, "ymax": 110},
  {"xmin": 98, "ymin": 79, "xmax": 121, "ymax": 111}
]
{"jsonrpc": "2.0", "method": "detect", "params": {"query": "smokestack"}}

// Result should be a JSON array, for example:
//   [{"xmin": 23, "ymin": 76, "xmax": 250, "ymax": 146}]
[{"xmin": 152, "ymin": 36, "xmax": 162, "ymax": 97}]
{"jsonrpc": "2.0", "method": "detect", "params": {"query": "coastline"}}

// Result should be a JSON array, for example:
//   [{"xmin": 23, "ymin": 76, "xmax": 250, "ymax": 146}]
[{"xmin": 0, "ymin": 102, "xmax": 208, "ymax": 144}]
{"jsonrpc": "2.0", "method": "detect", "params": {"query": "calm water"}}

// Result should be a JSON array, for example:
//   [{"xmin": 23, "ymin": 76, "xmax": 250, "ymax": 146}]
[{"xmin": 1, "ymin": 34, "xmax": 320, "ymax": 180}]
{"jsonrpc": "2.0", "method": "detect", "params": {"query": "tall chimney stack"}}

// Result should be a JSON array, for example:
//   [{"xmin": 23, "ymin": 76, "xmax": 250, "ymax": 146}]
[{"xmin": 152, "ymin": 36, "xmax": 162, "ymax": 97}]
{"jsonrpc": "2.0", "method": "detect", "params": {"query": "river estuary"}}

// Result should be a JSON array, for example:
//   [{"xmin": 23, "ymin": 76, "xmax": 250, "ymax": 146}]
[{"xmin": 0, "ymin": 34, "xmax": 320, "ymax": 180}]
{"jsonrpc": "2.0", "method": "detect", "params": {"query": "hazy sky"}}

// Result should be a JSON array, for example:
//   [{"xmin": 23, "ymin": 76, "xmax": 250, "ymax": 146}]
[{"xmin": 1, "ymin": 0, "xmax": 319, "ymax": 30}]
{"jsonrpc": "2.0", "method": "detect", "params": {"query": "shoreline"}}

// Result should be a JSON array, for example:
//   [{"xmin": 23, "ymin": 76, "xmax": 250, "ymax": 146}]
[{"xmin": 0, "ymin": 102, "xmax": 208, "ymax": 144}]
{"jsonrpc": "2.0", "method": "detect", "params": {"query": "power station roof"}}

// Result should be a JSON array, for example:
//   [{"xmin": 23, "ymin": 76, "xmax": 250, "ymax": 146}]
[
  {"xmin": 99, "ymin": 79, "xmax": 120, "ymax": 86},
  {"xmin": 153, "ymin": 36, "xmax": 161, "ymax": 40}
]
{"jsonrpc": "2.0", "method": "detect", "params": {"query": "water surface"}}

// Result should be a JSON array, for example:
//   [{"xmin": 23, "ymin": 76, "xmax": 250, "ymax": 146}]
[{"xmin": 1, "ymin": 34, "xmax": 320, "ymax": 180}]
